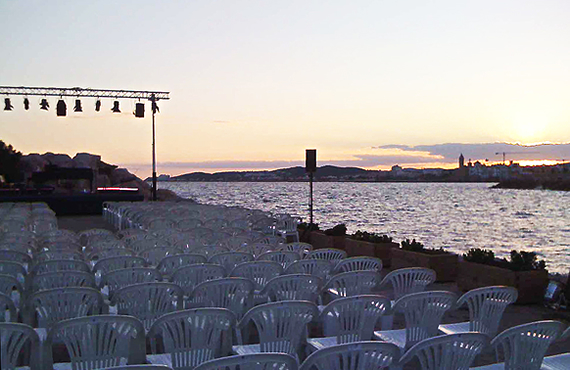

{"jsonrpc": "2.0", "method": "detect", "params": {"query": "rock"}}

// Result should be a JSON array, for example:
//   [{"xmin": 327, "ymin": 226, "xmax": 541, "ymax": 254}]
[
  {"xmin": 20, "ymin": 153, "xmax": 48, "ymax": 173},
  {"xmin": 96, "ymin": 174, "xmax": 111, "ymax": 188},
  {"xmin": 43, "ymin": 153, "xmax": 74, "ymax": 168},
  {"xmin": 157, "ymin": 189, "xmax": 181, "ymax": 201},
  {"xmin": 73, "ymin": 153, "xmax": 101, "ymax": 169},
  {"xmin": 110, "ymin": 168, "xmax": 137, "ymax": 185}
]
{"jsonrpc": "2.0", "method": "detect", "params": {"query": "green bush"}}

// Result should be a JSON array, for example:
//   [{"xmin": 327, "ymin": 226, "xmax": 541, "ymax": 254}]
[
  {"xmin": 324, "ymin": 224, "xmax": 347, "ymax": 236},
  {"xmin": 352, "ymin": 231, "xmax": 392, "ymax": 243},
  {"xmin": 509, "ymin": 250, "xmax": 546, "ymax": 271},
  {"xmin": 463, "ymin": 248, "xmax": 495, "ymax": 264},
  {"xmin": 401, "ymin": 238, "xmax": 424, "ymax": 252}
]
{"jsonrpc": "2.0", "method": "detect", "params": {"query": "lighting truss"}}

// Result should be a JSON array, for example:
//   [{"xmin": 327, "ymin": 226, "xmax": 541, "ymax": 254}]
[{"xmin": 0, "ymin": 86, "xmax": 170, "ymax": 101}]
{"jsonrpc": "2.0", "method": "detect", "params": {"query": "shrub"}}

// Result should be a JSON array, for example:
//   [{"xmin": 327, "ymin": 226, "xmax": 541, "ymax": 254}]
[
  {"xmin": 352, "ymin": 231, "xmax": 392, "ymax": 243},
  {"xmin": 509, "ymin": 250, "xmax": 546, "ymax": 271},
  {"xmin": 297, "ymin": 222, "xmax": 319, "ymax": 232},
  {"xmin": 324, "ymin": 224, "xmax": 347, "ymax": 236},
  {"xmin": 401, "ymin": 239, "xmax": 424, "ymax": 252},
  {"xmin": 463, "ymin": 248, "xmax": 495, "ymax": 264}
]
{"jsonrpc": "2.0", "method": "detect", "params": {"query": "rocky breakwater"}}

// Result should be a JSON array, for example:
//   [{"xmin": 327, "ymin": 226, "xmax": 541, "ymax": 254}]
[{"xmin": 19, "ymin": 152, "xmax": 178, "ymax": 200}]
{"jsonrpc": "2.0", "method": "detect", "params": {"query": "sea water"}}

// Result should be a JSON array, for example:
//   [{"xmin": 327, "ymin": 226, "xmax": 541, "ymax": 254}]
[{"xmin": 159, "ymin": 182, "xmax": 570, "ymax": 274}]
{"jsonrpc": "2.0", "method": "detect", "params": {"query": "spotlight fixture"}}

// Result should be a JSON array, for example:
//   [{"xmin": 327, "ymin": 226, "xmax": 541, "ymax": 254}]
[
  {"xmin": 74, "ymin": 99, "xmax": 82, "ymax": 112},
  {"xmin": 23, "ymin": 98, "xmax": 30, "ymax": 110},
  {"xmin": 40, "ymin": 98, "xmax": 49, "ymax": 110},
  {"xmin": 134, "ymin": 102, "xmax": 145, "ymax": 118},
  {"xmin": 95, "ymin": 99, "xmax": 101, "ymax": 112},
  {"xmin": 111, "ymin": 100, "xmax": 121, "ymax": 113},
  {"xmin": 56, "ymin": 99, "xmax": 67, "ymax": 117},
  {"xmin": 152, "ymin": 101, "xmax": 159, "ymax": 113},
  {"xmin": 4, "ymin": 98, "xmax": 13, "ymax": 111}
]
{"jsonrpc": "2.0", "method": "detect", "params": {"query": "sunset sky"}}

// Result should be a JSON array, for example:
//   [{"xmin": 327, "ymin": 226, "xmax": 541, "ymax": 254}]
[{"xmin": 1, "ymin": 1, "xmax": 570, "ymax": 178}]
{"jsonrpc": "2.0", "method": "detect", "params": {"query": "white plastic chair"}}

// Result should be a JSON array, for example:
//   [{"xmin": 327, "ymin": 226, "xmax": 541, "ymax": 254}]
[
  {"xmin": 157, "ymin": 254, "xmax": 208, "ymax": 279},
  {"xmin": 306, "ymin": 248, "xmax": 347, "ymax": 265},
  {"xmin": 93, "ymin": 256, "xmax": 147, "ymax": 276},
  {"xmin": 232, "ymin": 301, "xmax": 319, "ymax": 360},
  {"xmin": 193, "ymin": 353, "xmax": 298, "ymax": 370},
  {"xmin": 0, "ymin": 322, "xmax": 41, "ymax": 370},
  {"xmin": 541, "ymin": 326, "xmax": 570, "ymax": 370},
  {"xmin": 176, "ymin": 218, "xmax": 203, "ymax": 231},
  {"xmin": 0, "ymin": 250, "xmax": 32, "ymax": 267},
  {"xmin": 276, "ymin": 216, "xmax": 300, "ymax": 243},
  {"xmin": 34, "ymin": 250, "xmax": 85, "ymax": 264},
  {"xmin": 188, "ymin": 278, "xmax": 254, "ymax": 320},
  {"xmin": 306, "ymin": 295, "xmax": 392, "ymax": 352},
  {"xmin": 171, "ymin": 264, "xmax": 226, "ymax": 298},
  {"xmin": 299, "ymin": 341, "xmax": 401, "ymax": 370},
  {"xmin": 45, "ymin": 315, "xmax": 146, "ymax": 370},
  {"xmin": 0, "ymin": 274, "xmax": 23, "ymax": 310},
  {"xmin": 284, "ymin": 259, "xmax": 332, "ymax": 280},
  {"xmin": 243, "ymin": 242, "xmax": 274, "ymax": 258},
  {"xmin": 30, "ymin": 271, "xmax": 96, "ymax": 292},
  {"xmin": 321, "ymin": 271, "xmax": 380, "ymax": 304},
  {"xmin": 439, "ymin": 286, "xmax": 518, "ymax": 337},
  {"xmin": 0, "ymin": 261, "xmax": 26, "ymax": 283},
  {"xmin": 209, "ymin": 251, "xmax": 254, "ymax": 272},
  {"xmin": 283, "ymin": 242, "xmax": 313, "ymax": 258},
  {"xmin": 101, "ymin": 268, "xmax": 162, "ymax": 299},
  {"xmin": 30, "ymin": 259, "xmax": 91, "ymax": 276},
  {"xmin": 376, "ymin": 267, "xmax": 436, "ymax": 331},
  {"xmin": 373, "ymin": 290, "xmax": 457, "ymax": 354},
  {"xmin": 0, "ymin": 292, "xmax": 17, "ymax": 322},
  {"xmin": 261, "ymin": 274, "xmax": 322, "ymax": 303},
  {"xmin": 103, "ymin": 366, "xmax": 173, "ymax": 370},
  {"xmin": 257, "ymin": 250, "xmax": 300, "ymax": 268},
  {"xmin": 399, "ymin": 333, "xmax": 488, "ymax": 370},
  {"xmin": 471, "ymin": 320, "xmax": 565, "ymax": 370},
  {"xmin": 230, "ymin": 261, "xmax": 283, "ymax": 304},
  {"xmin": 138, "ymin": 246, "xmax": 183, "ymax": 267},
  {"xmin": 111, "ymin": 282, "xmax": 183, "ymax": 331},
  {"xmin": 147, "ymin": 308, "xmax": 237, "ymax": 369},
  {"xmin": 254, "ymin": 235, "xmax": 286, "ymax": 247},
  {"xmin": 333, "ymin": 256, "xmax": 382, "ymax": 274}
]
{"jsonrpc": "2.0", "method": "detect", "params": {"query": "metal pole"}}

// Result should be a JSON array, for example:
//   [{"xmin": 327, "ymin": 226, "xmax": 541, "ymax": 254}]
[
  {"xmin": 151, "ymin": 94, "xmax": 157, "ymax": 201},
  {"xmin": 309, "ymin": 172, "xmax": 314, "ymax": 225}
]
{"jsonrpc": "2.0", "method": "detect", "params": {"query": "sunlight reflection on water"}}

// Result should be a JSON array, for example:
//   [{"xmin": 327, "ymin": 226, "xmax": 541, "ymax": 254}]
[{"xmin": 159, "ymin": 182, "xmax": 570, "ymax": 274}]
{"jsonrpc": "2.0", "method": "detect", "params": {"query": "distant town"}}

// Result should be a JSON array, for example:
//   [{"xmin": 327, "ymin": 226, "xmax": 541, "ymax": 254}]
[{"xmin": 152, "ymin": 154, "xmax": 570, "ymax": 190}]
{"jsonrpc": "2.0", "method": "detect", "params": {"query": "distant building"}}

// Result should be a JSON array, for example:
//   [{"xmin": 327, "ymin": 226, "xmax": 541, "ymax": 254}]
[{"xmin": 459, "ymin": 153, "xmax": 465, "ymax": 168}]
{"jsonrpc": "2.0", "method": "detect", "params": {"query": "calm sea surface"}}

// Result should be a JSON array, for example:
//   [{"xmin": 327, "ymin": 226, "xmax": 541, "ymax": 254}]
[{"xmin": 159, "ymin": 182, "xmax": 570, "ymax": 274}]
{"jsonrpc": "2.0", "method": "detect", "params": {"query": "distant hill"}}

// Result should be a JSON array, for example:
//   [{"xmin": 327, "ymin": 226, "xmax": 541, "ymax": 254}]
[{"xmin": 149, "ymin": 165, "xmax": 371, "ymax": 182}]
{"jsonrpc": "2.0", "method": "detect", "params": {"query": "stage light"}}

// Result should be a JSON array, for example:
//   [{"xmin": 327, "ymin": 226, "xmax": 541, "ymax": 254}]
[
  {"xmin": 74, "ymin": 99, "xmax": 82, "ymax": 112},
  {"xmin": 152, "ymin": 100, "xmax": 159, "ymax": 113},
  {"xmin": 111, "ymin": 100, "xmax": 121, "ymax": 113},
  {"xmin": 40, "ymin": 99, "xmax": 49, "ymax": 110},
  {"xmin": 134, "ymin": 102, "xmax": 145, "ymax": 118},
  {"xmin": 23, "ymin": 98, "xmax": 30, "ymax": 110},
  {"xmin": 4, "ymin": 98, "xmax": 13, "ymax": 111},
  {"xmin": 95, "ymin": 99, "xmax": 101, "ymax": 112},
  {"xmin": 56, "ymin": 99, "xmax": 67, "ymax": 116}
]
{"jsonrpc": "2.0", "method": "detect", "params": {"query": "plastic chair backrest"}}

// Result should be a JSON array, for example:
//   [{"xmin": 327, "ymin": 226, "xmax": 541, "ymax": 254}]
[
  {"xmin": 284, "ymin": 242, "xmax": 313, "ymax": 257},
  {"xmin": 194, "ymin": 353, "xmax": 298, "ymax": 370},
  {"xmin": 299, "ymin": 341, "xmax": 400, "ymax": 370},
  {"xmin": 171, "ymin": 264, "xmax": 226, "ymax": 295},
  {"xmin": 399, "ymin": 333, "xmax": 489, "ymax": 370},
  {"xmin": 93, "ymin": 256, "xmax": 146, "ymax": 275},
  {"xmin": 230, "ymin": 261, "xmax": 283, "ymax": 291},
  {"xmin": 457, "ymin": 285, "xmax": 518, "ymax": 337},
  {"xmin": 47, "ymin": 314, "xmax": 146, "ymax": 368},
  {"xmin": 322, "ymin": 271, "xmax": 381, "ymax": 298},
  {"xmin": 490, "ymin": 320, "xmax": 565, "ymax": 370},
  {"xmin": 284, "ymin": 259, "xmax": 332, "ymax": 280},
  {"xmin": 102, "ymin": 268, "xmax": 162, "ymax": 298},
  {"xmin": 379, "ymin": 267, "xmax": 436, "ymax": 299},
  {"xmin": 237, "ymin": 301, "xmax": 318, "ymax": 357},
  {"xmin": 261, "ymin": 274, "xmax": 322, "ymax": 302},
  {"xmin": 30, "ymin": 259, "xmax": 91, "ymax": 276},
  {"xmin": 320, "ymin": 295, "xmax": 392, "ymax": 341},
  {"xmin": 111, "ymin": 282, "xmax": 183, "ymax": 331},
  {"xmin": 138, "ymin": 246, "xmax": 183, "ymax": 266},
  {"xmin": 209, "ymin": 251, "xmax": 254, "ymax": 271},
  {"xmin": 0, "ymin": 322, "xmax": 41, "ymax": 369},
  {"xmin": 257, "ymin": 250, "xmax": 300, "ymax": 268},
  {"xmin": 0, "ymin": 250, "xmax": 32, "ymax": 265},
  {"xmin": 0, "ymin": 261, "xmax": 26, "ymax": 280},
  {"xmin": 393, "ymin": 290, "xmax": 457, "ymax": 350},
  {"xmin": 0, "ymin": 292, "xmax": 17, "ymax": 322},
  {"xmin": 31, "ymin": 271, "xmax": 96, "ymax": 292},
  {"xmin": 189, "ymin": 278, "xmax": 254, "ymax": 320},
  {"xmin": 157, "ymin": 254, "xmax": 207, "ymax": 277},
  {"xmin": 306, "ymin": 248, "xmax": 347, "ymax": 264},
  {"xmin": 27, "ymin": 287, "xmax": 103, "ymax": 328},
  {"xmin": 34, "ymin": 250, "xmax": 84, "ymax": 264},
  {"xmin": 0, "ymin": 274, "xmax": 22, "ymax": 297},
  {"xmin": 148, "ymin": 308, "xmax": 236, "ymax": 368},
  {"xmin": 333, "ymin": 256, "xmax": 382, "ymax": 274}
]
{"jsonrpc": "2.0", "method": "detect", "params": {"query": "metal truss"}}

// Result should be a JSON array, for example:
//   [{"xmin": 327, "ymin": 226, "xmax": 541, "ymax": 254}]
[{"xmin": 0, "ymin": 86, "xmax": 170, "ymax": 100}]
